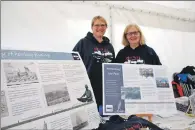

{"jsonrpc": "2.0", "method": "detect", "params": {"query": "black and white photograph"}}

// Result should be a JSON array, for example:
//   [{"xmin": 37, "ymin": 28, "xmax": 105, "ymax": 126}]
[
  {"xmin": 116, "ymin": 100, "xmax": 125, "ymax": 113},
  {"xmin": 121, "ymin": 89, "xmax": 126, "ymax": 100},
  {"xmin": 155, "ymin": 77, "xmax": 170, "ymax": 88},
  {"xmin": 121, "ymin": 87, "xmax": 141, "ymax": 99},
  {"xmin": 42, "ymin": 121, "xmax": 48, "ymax": 130},
  {"xmin": 77, "ymin": 84, "xmax": 93, "ymax": 103},
  {"xmin": 70, "ymin": 109, "xmax": 88, "ymax": 130},
  {"xmin": 139, "ymin": 68, "xmax": 154, "ymax": 78},
  {"xmin": 44, "ymin": 83, "xmax": 71, "ymax": 106},
  {"xmin": 1, "ymin": 91, "xmax": 9, "ymax": 118},
  {"xmin": 3, "ymin": 62, "xmax": 39, "ymax": 86}
]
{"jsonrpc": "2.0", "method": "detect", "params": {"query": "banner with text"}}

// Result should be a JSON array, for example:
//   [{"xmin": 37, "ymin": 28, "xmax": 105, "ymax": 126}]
[
  {"xmin": 103, "ymin": 63, "xmax": 177, "ymax": 115},
  {"xmin": 1, "ymin": 49, "xmax": 100, "ymax": 130}
]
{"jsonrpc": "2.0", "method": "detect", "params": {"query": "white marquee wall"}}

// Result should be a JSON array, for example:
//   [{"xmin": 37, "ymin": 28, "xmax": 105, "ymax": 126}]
[
  {"xmin": 1, "ymin": 1, "xmax": 195, "ymax": 79},
  {"xmin": 1, "ymin": 1, "xmax": 111, "ymax": 52}
]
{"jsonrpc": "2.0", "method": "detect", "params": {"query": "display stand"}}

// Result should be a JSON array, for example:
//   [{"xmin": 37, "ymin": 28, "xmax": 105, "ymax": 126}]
[
  {"xmin": 1, "ymin": 50, "xmax": 101, "ymax": 130},
  {"xmin": 103, "ymin": 63, "xmax": 177, "ymax": 122}
]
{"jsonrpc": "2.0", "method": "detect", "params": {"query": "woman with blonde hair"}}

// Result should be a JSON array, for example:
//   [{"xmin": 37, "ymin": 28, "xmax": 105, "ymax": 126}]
[
  {"xmin": 73, "ymin": 16, "xmax": 115, "ymax": 112},
  {"xmin": 115, "ymin": 24, "xmax": 161, "ymax": 65}
]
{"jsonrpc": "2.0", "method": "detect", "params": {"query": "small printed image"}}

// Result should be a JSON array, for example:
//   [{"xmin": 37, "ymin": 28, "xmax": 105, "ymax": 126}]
[
  {"xmin": 3, "ymin": 62, "xmax": 39, "ymax": 86},
  {"xmin": 155, "ymin": 77, "xmax": 170, "ymax": 88},
  {"xmin": 139, "ymin": 68, "xmax": 154, "ymax": 78},
  {"xmin": 43, "ymin": 121, "xmax": 48, "ymax": 130},
  {"xmin": 44, "ymin": 83, "xmax": 71, "ymax": 106},
  {"xmin": 72, "ymin": 53, "xmax": 80, "ymax": 60},
  {"xmin": 70, "ymin": 109, "xmax": 88, "ymax": 130},
  {"xmin": 1, "ymin": 91, "xmax": 9, "ymax": 118},
  {"xmin": 121, "ymin": 91, "xmax": 126, "ymax": 100},
  {"xmin": 116, "ymin": 100, "xmax": 125, "ymax": 113},
  {"xmin": 106, "ymin": 105, "xmax": 113, "ymax": 112},
  {"xmin": 77, "ymin": 84, "xmax": 93, "ymax": 103},
  {"xmin": 121, "ymin": 87, "xmax": 141, "ymax": 99}
]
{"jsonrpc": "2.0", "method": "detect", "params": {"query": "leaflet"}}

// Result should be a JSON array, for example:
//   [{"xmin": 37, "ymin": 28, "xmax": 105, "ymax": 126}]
[
  {"xmin": 103, "ymin": 63, "xmax": 177, "ymax": 115},
  {"xmin": 1, "ymin": 49, "xmax": 99, "ymax": 130}
]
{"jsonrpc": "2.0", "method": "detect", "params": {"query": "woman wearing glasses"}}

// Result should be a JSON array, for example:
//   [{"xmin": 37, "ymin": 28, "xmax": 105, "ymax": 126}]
[
  {"xmin": 73, "ymin": 16, "xmax": 115, "ymax": 111},
  {"xmin": 115, "ymin": 24, "xmax": 161, "ymax": 65}
]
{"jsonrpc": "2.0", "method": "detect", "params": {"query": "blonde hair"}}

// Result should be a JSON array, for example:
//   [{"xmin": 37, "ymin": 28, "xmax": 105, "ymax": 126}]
[
  {"xmin": 122, "ymin": 24, "xmax": 146, "ymax": 46},
  {"xmin": 91, "ymin": 16, "xmax": 107, "ymax": 27}
]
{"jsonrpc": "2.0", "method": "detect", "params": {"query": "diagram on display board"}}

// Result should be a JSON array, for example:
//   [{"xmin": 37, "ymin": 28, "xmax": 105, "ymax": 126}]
[{"xmin": 1, "ymin": 49, "xmax": 100, "ymax": 130}]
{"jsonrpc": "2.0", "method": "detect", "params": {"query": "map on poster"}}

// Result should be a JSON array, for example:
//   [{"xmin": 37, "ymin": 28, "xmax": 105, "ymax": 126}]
[
  {"xmin": 103, "ymin": 63, "xmax": 177, "ymax": 115},
  {"xmin": 1, "ymin": 49, "xmax": 100, "ymax": 130}
]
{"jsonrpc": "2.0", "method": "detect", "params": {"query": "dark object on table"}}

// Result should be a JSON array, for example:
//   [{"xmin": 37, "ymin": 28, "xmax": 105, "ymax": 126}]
[{"xmin": 92, "ymin": 115, "xmax": 163, "ymax": 130}]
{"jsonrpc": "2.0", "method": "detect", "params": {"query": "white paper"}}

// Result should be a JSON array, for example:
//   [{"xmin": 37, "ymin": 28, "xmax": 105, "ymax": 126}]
[{"xmin": 153, "ymin": 111, "xmax": 195, "ymax": 129}]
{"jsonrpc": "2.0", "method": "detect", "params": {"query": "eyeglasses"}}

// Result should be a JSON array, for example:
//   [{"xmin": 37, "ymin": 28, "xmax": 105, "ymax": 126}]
[
  {"xmin": 125, "ymin": 31, "xmax": 140, "ymax": 36},
  {"xmin": 93, "ymin": 24, "xmax": 107, "ymax": 28}
]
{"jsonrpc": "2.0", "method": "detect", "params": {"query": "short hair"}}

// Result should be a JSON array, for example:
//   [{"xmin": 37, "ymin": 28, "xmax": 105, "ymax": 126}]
[
  {"xmin": 91, "ymin": 16, "xmax": 107, "ymax": 27},
  {"xmin": 122, "ymin": 24, "xmax": 146, "ymax": 46}
]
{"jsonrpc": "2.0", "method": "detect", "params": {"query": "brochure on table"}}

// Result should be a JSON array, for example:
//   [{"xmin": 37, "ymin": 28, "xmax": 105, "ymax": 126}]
[
  {"xmin": 1, "ymin": 49, "xmax": 100, "ymax": 130},
  {"xmin": 103, "ymin": 63, "xmax": 177, "ymax": 115}
]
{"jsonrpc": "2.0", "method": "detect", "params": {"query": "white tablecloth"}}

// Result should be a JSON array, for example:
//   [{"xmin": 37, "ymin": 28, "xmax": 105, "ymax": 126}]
[{"xmin": 153, "ymin": 111, "xmax": 195, "ymax": 129}]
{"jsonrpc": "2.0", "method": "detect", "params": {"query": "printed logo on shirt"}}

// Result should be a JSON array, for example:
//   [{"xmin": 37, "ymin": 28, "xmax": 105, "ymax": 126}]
[
  {"xmin": 71, "ymin": 53, "xmax": 80, "ymax": 60},
  {"xmin": 125, "ymin": 56, "xmax": 144, "ymax": 64},
  {"xmin": 124, "ymin": 123, "xmax": 147, "ymax": 130},
  {"xmin": 92, "ymin": 47, "xmax": 113, "ymax": 63}
]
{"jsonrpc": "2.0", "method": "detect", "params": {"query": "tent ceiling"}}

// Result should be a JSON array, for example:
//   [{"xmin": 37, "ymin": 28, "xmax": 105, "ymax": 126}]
[
  {"xmin": 144, "ymin": 1, "xmax": 195, "ymax": 13},
  {"xmin": 98, "ymin": 1, "xmax": 195, "ymax": 21}
]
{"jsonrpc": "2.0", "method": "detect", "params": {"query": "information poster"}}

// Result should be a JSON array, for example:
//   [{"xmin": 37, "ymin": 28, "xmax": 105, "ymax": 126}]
[
  {"xmin": 103, "ymin": 63, "xmax": 177, "ymax": 115},
  {"xmin": 1, "ymin": 49, "xmax": 100, "ymax": 130}
]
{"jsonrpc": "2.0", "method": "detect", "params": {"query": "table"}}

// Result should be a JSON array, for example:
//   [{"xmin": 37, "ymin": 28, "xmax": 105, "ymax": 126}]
[
  {"xmin": 102, "ymin": 111, "xmax": 195, "ymax": 129},
  {"xmin": 152, "ymin": 111, "xmax": 195, "ymax": 129}
]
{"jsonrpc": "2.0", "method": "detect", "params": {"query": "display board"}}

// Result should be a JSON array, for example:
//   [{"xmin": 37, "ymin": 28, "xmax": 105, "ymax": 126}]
[
  {"xmin": 1, "ymin": 49, "xmax": 100, "ymax": 130},
  {"xmin": 103, "ymin": 63, "xmax": 177, "ymax": 115}
]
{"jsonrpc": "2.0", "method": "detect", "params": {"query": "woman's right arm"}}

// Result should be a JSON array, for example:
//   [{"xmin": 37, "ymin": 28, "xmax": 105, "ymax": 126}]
[{"xmin": 73, "ymin": 39, "xmax": 84, "ymax": 59}]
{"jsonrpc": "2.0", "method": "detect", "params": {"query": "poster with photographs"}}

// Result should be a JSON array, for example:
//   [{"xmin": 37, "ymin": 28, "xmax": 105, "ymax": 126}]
[
  {"xmin": 1, "ymin": 49, "xmax": 99, "ymax": 130},
  {"xmin": 103, "ymin": 63, "xmax": 177, "ymax": 115}
]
